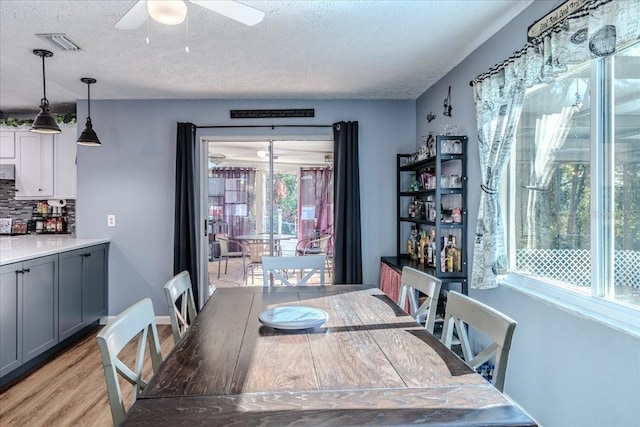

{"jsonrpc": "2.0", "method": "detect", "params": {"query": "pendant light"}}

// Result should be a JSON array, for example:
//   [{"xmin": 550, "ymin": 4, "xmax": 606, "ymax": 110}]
[
  {"xmin": 77, "ymin": 78, "xmax": 101, "ymax": 146},
  {"xmin": 30, "ymin": 49, "xmax": 61, "ymax": 134}
]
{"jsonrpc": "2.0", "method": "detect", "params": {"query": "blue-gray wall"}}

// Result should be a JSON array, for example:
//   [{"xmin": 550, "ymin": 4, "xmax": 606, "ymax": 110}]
[
  {"xmin": 75, "ymin": 99, "xmax": 414, "ymax": 315},
  {"xmin": 415, "ymin": 1, "xmax": 640, "ymax": 426}
]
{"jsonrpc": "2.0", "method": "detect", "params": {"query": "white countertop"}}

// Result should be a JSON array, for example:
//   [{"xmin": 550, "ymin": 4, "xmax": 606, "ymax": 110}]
[{"xmin": 0, "ymin": 235, "xmax": 110, "ymax": 265}]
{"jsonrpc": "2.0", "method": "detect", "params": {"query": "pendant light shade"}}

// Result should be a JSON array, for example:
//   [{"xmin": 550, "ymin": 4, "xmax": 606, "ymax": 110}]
[
  {"xmin": 77, "ymin": 77, "xmax": 101, "ymax": 146},
  {"xmin": 30, "ymin": 49, "xmax": 61, "ymax": 134}
]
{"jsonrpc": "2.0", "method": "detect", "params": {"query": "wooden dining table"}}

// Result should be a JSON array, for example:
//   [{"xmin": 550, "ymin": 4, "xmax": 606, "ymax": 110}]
[{"xmin": 122, "ymin": 285, "xmax": 536, "ymax": 426}]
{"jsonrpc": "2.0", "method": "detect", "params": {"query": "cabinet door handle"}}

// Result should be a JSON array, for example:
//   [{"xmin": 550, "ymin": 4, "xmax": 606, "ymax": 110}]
[
  {"xmin": 83, "ymin": 253, "xmax": 92, "ymax": 257},
  {"xmin": 22, "ymin": 268, "xmax": 31, "ymax": 274},
  {"xmin": 15, "ymin": 270, "xmax": 23, "ymax": 275}
]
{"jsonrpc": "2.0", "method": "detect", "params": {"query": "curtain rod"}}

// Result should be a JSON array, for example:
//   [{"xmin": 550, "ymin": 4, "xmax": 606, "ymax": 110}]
[
  {"xmin": 196, "ymin": 124, "xmax": 334, "ymax": 129},
  {"xmin": 469, "ymin": 0, "xmax": 608, "ymax": 87}
]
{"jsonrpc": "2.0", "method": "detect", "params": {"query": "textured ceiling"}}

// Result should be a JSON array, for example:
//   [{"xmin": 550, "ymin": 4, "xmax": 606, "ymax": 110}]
[{"xmin": 0, "ymin": 0, "xmax": 533, "ymax": 113}]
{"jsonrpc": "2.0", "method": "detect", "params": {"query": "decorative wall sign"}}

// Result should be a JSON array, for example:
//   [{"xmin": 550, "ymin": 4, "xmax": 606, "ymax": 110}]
[
  {"xmin": 230, "ymin": 109, "xmax": 315, "ymax": 119},
  {"xmin": 443, "ymin": 86, "xmax": 452, "ymax": 117},
  {"xmin": 527, "ymin": 0, "xmax": 587, "ymax": 40},
  {"xmin": 426, "ymin": 112, "xmax": 436, "ymax": 123}
]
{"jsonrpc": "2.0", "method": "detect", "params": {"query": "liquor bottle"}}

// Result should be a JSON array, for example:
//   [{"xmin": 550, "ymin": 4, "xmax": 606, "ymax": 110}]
[
  {"xmin": 408, "ymin": 197, "xmax": 416, "ymax": 218},
  {"xmin": 427, "ymin": 229, "xmax": 436, "ymax": 267},
  {"xmin": 444, "ymin": 236, "xmax": 454, "ymax": 272},
  {"xmin": 408, "ymin": 227, "xmax": 418, "ymax": 260},
  {"xmin": 440, "ymin": 235, "xmax": 449, "ymax": 272},
  {"xmin": 449, "ymin": 235, "xmax": 462, "ymax": 272},
  {"xmin": 419, "ymin": 230, "xmax": 428, "ymax": 264}
]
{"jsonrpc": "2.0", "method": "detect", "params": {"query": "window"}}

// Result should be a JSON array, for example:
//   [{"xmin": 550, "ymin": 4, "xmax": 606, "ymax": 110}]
[{"xmin": 508, "ymin": 41, "xmax": 640, "ymax": 311}]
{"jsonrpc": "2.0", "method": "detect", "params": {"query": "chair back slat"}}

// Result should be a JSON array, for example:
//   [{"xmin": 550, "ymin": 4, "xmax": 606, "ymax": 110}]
[
  {"xmin": 163, "ymin": 271, "xmax": 198, "ymax": 344},
  {"xmin": 262, "ymin": 255, "xmax": 326, "ymax": 286},
  {"xmin": 397, "ymin": 267, "xmax": 442, "ymax": 333},
  {"xmin": 440, "ymin": 291, "xmax": 517, "ymax": 392},
  {"xmin": 96, "ymin": 298, "xmax": 162, "ymax": 426}
]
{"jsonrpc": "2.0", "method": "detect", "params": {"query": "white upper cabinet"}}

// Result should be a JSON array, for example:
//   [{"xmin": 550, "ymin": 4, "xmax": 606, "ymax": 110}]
[
  {"xmin": 1, "ymin": 125, "xmax": 77, "ymax": 200},
  {"xmin": 54, "ymin": 125, "xmax": 77, "ymax": 199},
  {"xmin": 0, "ymin": 131, "xmax": 16, "ymax": 159},
  {"xmin": 15, "ymin": 131, "xmax": 54, "ymax": 198}
]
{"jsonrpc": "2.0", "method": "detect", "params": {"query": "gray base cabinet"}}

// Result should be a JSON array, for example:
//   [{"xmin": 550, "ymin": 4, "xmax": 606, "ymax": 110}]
[
  {"xmin": 0, "ymin": 255, "xmax": 58, "ymax": 377},
  {"xmin": 0, "ymin": 243, "xmax": 108, "ymax": 380},
  {"xmin": 59, "ymin": 244, "xmax": 108, "ymax": 341},
  {"xmin": 0, "ymin": 263, "xmax": 22, "ymax": 377}
]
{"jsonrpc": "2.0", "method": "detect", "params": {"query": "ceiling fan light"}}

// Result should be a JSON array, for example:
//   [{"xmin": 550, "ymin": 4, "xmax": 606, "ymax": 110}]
[
  {"xmin": 210, "ymin": 154, "xmax": 226, "ymax": 166},
  {"xmin": 147, "ymin": 0, "xmax": 187, "ymax": 25}
]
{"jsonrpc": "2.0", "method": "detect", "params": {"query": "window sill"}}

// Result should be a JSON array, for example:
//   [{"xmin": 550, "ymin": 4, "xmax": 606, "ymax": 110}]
[{"xmin": 499, "ymin": 273, "xmax": 640, "ymax": 339}]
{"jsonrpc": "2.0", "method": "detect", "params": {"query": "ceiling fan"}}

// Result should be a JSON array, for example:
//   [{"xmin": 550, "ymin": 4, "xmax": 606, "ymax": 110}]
[{"xmin": 115, "ymin": 0, "xmax": 265, "ymax": 29}]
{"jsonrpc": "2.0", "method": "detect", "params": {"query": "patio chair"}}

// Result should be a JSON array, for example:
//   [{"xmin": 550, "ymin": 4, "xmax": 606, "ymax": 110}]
[
  {"xmin": 246, "ymin": 241, "xmax": 270, "ymax": 285},
  {"xmin": 296, "ymin": 234, "xmax": 332, "ymax": 277},
  {"xmin": 217, "ymin": 235, "xmax": 248, "ymax": 279}
]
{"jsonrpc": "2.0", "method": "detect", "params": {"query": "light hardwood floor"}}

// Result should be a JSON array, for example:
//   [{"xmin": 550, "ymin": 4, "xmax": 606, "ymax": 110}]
[{"xmin": 0, "ymin": 325, "xmax": 174, "ymax": 427}]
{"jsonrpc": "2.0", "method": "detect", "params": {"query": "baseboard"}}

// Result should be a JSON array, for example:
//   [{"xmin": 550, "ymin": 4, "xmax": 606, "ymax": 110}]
[{"xmin": 99, "ymin": 315, "xmax": 171, "ymax": 325}]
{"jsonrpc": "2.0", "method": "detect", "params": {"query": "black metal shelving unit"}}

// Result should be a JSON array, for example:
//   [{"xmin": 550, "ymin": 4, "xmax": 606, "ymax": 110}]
[{"xmin": 393, "ymin": 135, "xmax": 468, "ymax": 295}]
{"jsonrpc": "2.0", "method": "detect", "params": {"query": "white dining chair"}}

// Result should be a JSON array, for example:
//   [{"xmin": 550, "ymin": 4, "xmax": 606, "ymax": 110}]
[
  {"xmin": 96, "ymin": 298, "xmax": 163, "ymax": 426},
  {"xmin": 163, "ymin": 270, "xmax": 197, "ymax": 344},
  {"xmin": 262, "ymin": 255, "xmax": 326, "ymax": 286},
  {"xmin": 440, "ymin": 291, "xmax": 517, "ymax": 392},
  {"xmin": 397, "ymin": 266, "xmax": 442, "ymax": 334}
]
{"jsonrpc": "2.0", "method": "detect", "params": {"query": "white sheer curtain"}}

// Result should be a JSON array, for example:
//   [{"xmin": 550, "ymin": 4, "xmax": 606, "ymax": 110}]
[
  {"xmin": 524, "ymin": 106, "xmax": 576, "ymax": 248},
  {"xmin": 470, "ymin": 0, "xmax": 639, "ymax": 289}
]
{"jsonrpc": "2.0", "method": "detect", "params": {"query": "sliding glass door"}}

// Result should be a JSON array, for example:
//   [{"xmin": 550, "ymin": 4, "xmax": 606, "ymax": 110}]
[{"xmin": 202, "ymin": 137, "xmax": 333, "ymax": 288}]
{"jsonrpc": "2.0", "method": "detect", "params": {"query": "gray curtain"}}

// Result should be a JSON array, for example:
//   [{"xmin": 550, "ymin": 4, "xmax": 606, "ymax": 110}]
[
  {"xmin": 333, "ymin": 121, "xmax": 362, "ymax": 284},
  {"xmin": 174, "ymin": 122, "xmax": 199, "ymax": 306}
]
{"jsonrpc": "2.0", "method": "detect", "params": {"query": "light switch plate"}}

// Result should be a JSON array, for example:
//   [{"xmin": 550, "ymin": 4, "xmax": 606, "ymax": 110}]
[{"xmin": 107, "ymin": 214, "xmax": 116, "ymax": 227}]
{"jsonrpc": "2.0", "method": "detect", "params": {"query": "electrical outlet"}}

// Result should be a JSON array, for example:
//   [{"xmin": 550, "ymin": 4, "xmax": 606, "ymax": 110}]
[{"xmin": 107, "ymin": 214, "xmax": 116, "ymax": 227}]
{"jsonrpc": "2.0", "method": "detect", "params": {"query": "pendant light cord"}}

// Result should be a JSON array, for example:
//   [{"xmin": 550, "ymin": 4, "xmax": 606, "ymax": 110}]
[
  {"xmin": 87, "ymin": 83, "xmax": 91, "ymax": 117},
  {"xmin": 41, "ymin": 53, "xmax": 48, "ymax": 106}
]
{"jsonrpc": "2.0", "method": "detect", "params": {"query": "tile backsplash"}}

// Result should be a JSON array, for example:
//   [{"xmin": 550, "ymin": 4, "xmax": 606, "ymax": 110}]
[{"xmin": 0, "ymin": 180, "xmax": 76, "ymax": 233}]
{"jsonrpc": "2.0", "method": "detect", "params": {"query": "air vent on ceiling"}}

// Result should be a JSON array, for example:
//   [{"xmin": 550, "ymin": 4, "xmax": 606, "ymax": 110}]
[{"xmin": 36, "ymin": 33, "xmax": 81, "ymax": 51}]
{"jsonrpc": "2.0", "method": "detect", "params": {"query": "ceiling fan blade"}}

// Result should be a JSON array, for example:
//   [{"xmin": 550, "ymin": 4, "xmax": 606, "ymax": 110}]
[
  {"xmin": 115, "ymin": 0, "xmax": 149, "ymax": 30},
  {"xmin": 189, "ymin": 0, "xmax": 265, "ymax": 26}
]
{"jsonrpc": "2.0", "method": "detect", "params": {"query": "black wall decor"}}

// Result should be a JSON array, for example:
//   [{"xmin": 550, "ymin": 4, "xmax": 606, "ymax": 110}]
[
  {"xmin": 443, "ymin": 86, "xmax": 452, "ymax": 117},
  {"xmin": 426, "ymin": 112, "xmax": 436, "ymax": 122},
  {"xmin": 230, "ymin": 109, "xmax": 315, "ymax": 119}
]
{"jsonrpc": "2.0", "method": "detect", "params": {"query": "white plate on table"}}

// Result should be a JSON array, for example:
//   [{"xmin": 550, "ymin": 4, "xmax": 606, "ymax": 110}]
[{"xmin": 259, "ymin": 306, "xmax": 328, "ymax": 330}]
